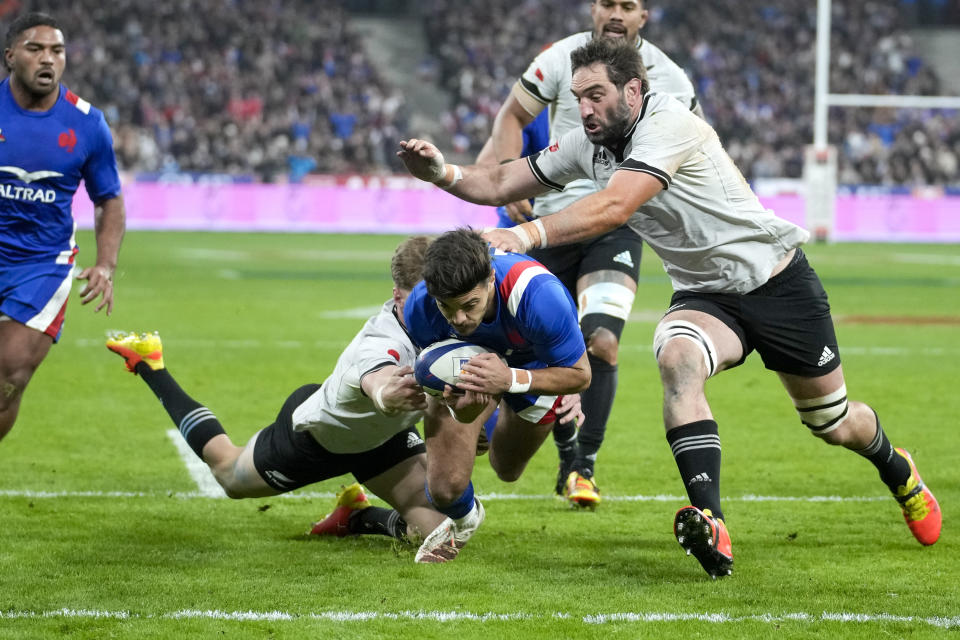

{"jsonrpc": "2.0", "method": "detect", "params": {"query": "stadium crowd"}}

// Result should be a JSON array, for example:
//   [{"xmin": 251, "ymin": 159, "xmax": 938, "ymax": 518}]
[
  {"xmin": 1, "ymin": 1, "xmax": 410, "ymax": 180},
  {"xmin": 2, "ymin": 1, "xmax": 956, "ymax": 185},
  {"xmin": 424, "ymin": 0, "xmax": 959, "ymax": 187}
]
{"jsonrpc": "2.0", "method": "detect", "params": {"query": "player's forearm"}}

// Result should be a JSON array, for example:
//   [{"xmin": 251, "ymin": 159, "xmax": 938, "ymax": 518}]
[
  {"xmin": 513, "ymin": 362, "xmax": 591, "ymax": 396},
  {"xmin": 439, "ymin": 163, "xmax": 539, "ymax": 206},
  {"xmin": 519, "ymin": 190, "xmax": 633, "ymax": 249},
  {"xmin": 93, "ymin": 195, "xmax": 126, "ymax": 271}
]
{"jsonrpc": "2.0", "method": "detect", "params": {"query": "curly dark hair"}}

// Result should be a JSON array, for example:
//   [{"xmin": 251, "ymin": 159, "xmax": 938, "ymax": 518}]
[
  {"xmin": 572, "ymin": 37, "xmax": 649, "ymax": 95},
  {"xmin": 422, "ymin": 228, "xmax": 491, "ymax": 300}
]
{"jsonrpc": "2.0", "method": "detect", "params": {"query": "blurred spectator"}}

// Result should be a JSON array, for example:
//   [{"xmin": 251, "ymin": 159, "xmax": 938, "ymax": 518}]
[
  {"xmin": 3, "ymin": 1, "xmax": 956, "ymax": 185},
  {"xmin": 1, "ymin": 0, "xmax": 410, "ymax": 180},
  {"xmin": 424, "ymin": 0, "xmax": 958, "ymax": 186}
]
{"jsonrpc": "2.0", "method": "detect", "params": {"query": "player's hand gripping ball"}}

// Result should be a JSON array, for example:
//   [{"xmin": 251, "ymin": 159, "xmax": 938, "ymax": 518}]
[{"xmin": 414, "ymin": 338, "xmax": 495, "ymax": 396}]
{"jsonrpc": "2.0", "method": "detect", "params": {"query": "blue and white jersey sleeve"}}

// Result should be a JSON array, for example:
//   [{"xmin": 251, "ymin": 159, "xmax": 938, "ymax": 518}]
[
  {"xmin": 513, "ymin": 273, "xmax": 584, "ymax": 368},
  {"xmin": 494, "ymin": 252, "xmax": 585, "ymax": 368},
  {"xmin": 81, "ymin": 112, "xmax": 122, "ymax": 203}
]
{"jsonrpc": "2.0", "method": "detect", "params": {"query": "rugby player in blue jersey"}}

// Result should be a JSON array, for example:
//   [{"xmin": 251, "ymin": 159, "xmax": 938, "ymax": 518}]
[
  {"xmin": 403, "ymin": 228, "xmax": 590, "ymax": 561},
  {"xmin": 0, "ymin": 12, "xmax": 125, "ymax": 441}
]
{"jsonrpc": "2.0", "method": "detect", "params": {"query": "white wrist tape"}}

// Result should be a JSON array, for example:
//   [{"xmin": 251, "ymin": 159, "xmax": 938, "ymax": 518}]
[
  {"xmin": 508, "ymin": 368, "xmax": 532, "ymax": 394},
  {"xmin": 532, "ymin": 218, "xmax": 548, "ymax": 249},
  {"xmin": 505, "ymin": 225, "xmax": 533, "ymax": 252},
  {"xmin": 436, "ymin": 164, "xmax": 463, "ymax": 189},
  {"xmin": 374, "ymin": 385, "xmax": 397, "ymax": 415}
]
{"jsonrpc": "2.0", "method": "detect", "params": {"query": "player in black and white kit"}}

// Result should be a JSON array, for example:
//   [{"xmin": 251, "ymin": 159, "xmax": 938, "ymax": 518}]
[
  {"xmin": 107, "ymin": 237, "xmax": 481, "ymax": 563},
  {"xmin": 478, "ymin": 0, "xmax": 702, "ymax": 507},
  {"xmin": 398, "ymin": 38, "xmax": 941, "ymax": 578}
]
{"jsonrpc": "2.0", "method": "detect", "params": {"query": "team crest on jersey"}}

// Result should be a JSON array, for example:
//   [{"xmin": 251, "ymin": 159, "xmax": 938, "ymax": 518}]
[
  {"xmin": 59, "ymin": 129, "xmax": 77, "ymax": 153},
  {"xmin": 548, "ymin": 141, "xmax": 559, "ymax": 152}
]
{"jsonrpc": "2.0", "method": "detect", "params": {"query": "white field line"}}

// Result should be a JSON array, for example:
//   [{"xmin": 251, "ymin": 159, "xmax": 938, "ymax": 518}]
[
  {"xmin": 0, "ymin": 608, "xmax": 956, "ymax": 628},
  {"xmin": 0, "ymin": 488, "xmax": 887, "ymax": 503},
  {"xmin": 77, "ymin": 335, "xmax": 960, "ymax": 357},
  {"xmin": 893, "ymin": 253, "xmax": 960, "ymax": 267},
  {"xmin": 165, "ymin": 429, "xmax": 226, "ymax": 498}
]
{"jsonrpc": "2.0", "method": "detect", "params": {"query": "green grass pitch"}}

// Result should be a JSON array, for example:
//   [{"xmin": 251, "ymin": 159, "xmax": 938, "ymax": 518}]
[{"xmin": 1, "ymin": 231, "xmax": 958, "ymax": 639}]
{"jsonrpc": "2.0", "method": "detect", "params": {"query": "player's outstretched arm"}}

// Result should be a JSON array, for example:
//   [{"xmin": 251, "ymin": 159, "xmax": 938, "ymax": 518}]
[
  {"xmin": 77, "ymin": 195, "xmax": 126, "ymax": 315},
  {"xmin": 482, "ymin": 169, "xmax": 664, "ymax": 253},
  {"xmin": 397, "ymin": 139, "xmax": 543, "ymax": 207}
]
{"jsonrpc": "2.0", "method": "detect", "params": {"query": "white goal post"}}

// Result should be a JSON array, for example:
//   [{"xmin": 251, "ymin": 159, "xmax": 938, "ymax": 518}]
[{"xmin": 808, "ymin": 0, "xmax": 960, "ymax": 241}]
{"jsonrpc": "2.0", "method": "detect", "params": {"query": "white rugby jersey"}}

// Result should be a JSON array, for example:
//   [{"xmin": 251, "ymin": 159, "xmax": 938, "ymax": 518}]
[
  {"xmin": 291, "ymin": 300, "xmax": 423, "ymax": 454},
  {"xmin": 518, "ymin": 32, "xmax": 697, "ymax": 216},
  {"xmin": 528, "ymin": 92, "xmax": 810, "ymax": 294}
]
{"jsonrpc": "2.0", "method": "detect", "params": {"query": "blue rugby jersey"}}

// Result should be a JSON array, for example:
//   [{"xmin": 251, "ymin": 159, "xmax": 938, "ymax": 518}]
[
  {"xmin": 0, "ymin": 79, "xmax": 121, "ymax": 265},
  {"xmin": 404, "ymin": 249, "xmax": 585, "ymax": 370},
  {"xmin": 495, "ymin": 109, "xmax": 549, "ymax": 228}
]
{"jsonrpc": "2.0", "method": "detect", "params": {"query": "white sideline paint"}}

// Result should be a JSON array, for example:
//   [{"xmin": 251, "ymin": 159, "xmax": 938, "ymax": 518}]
[
  {"xmin": 0, "ymin": 608, "xmax": 957, "ymax": 628},
  {"xmin": 74, "ymin": 335, "xmax": 960, "ymax": 357},
  {"xmin": 893, "ymin": 253, "xmax": 960, "ymax": 267},
  {"xmin": 165, "ymin": 429, "xmax": 227, "ymax": 498},
  {"xmin": 0, "ymin": 488, "xmax": 887, "ymax": 503}
]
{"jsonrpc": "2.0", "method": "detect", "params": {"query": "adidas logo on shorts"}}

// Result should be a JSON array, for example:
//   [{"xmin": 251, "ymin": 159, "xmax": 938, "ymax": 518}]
[
  {"xmin": 818, "ymin": 346, "xmax": 836, "ymax": 367},
  {"xmin": 612, "ymin": 250, "xmax": 634, "ymax": 268},
  {"xmin": 407, "ymin": 432, "xmax": 424, "ymax": 448}
]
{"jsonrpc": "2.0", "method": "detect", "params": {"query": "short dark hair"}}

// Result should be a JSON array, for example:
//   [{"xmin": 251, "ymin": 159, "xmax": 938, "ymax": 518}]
[
  {"xmin": 572, "ymin": 37, "xmax": 649, "ymax": 95},
  {"xmin": 391, "ymin": 235, "xmax": 432, "ymax": 291},
  {"xmin": 422, "ymin": 228, "xmax": 491, "ymax": 300},
  {"xmin": 5, "ymin": 12, "xmax": 61, "ymax": 52}
]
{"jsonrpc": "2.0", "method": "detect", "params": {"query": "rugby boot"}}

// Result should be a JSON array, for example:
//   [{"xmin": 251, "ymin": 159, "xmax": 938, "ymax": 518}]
[
  {"xmin": 310, "ymin": 483, "xmax": 371, "ymax": 537},
  {"xmin": 893, "ymin": 448, "xmax": 941, "ymax": 546},
  {"xmin": 106, "ymin": 331, "xmax": 165, "ymax": 373},
  {"xmin": 674, "ymin": 505, "xmax": 733, "ymax": 578},
  {"xmin": 415, "ymin": 499, "xmax": 485, "ymax": 563},
  {"xmin": 563, "ymin": 471, "xmax": 601, "ymax": 509}
]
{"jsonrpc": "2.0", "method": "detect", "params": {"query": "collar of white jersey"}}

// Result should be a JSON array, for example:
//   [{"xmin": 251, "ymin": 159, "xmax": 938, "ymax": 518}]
[{"xmin": 600, "ymin": 93, "xmax": 652, "ymax": 161}]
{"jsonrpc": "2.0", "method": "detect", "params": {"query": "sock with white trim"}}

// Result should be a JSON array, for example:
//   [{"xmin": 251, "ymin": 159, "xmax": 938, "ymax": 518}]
[
  {"xmin": 854, "ymin": 410, "xmax": 911, "ymax": 491},
  {"xmin": 666, "ymin": 420, "xmax": 724, "ymax": 521},
  {"xmin": 136, "ymin": 365, "xmax": 226, "ymax": 459},
  {"xmin": 349, "ymin": 507, "xmax": 409, "ymax": 540}
]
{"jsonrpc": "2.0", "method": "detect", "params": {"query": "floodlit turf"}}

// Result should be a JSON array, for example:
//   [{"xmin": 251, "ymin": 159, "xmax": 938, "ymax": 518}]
[{"xmin": 1, "ymin": 231, "xmax": 957, "ymax": 638}]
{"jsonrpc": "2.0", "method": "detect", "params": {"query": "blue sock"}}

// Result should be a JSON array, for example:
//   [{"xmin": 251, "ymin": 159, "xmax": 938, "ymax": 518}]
[{"xmin": 425, "ymin": 481, "xmax": 476, "ymax": 520}]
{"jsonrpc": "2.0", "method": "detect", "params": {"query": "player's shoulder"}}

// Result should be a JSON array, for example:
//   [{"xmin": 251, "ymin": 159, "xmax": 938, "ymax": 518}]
[
  {"xmin": 534, "ymin": 31, "xmax": 591, "ymax": 63},
  {"xmin": 492, "ymin": 251, "xmax": 559, "ymax": 296},
  {"xmin": 56, "ymin": 85, "xmax": 108, "ymax": 123},
  {"xmin": 365, "ymin": 300, "xmax": 405, "ymax": 336},
  {"xmin": 635, "ymin": 93, "xmax": 708, "ymax": 142}
]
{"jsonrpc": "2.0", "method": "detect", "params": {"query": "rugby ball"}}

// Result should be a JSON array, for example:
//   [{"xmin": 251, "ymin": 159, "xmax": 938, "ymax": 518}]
[{"xmin": 414, "ymin": 338, "xmax": 495, "ymax": 396}]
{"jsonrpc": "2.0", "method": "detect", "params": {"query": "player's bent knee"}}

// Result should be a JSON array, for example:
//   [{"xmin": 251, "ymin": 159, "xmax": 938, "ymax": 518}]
[
  {"xmin": 653, "ymin": 320, "xmax": 718, "ymax": 379},
  {"xmin": 795, "ymin": 384, "xmax": 849, "ymax": 442},
  {"xmin": 585, "ymin": 326, "xmax": 619, "ymax": 364},
  {"xmin": 491, "ymin": 460, "xmax": 523, "ymax": 483},
  {"xmin": 426, "ymin": 478, "xmax": 469, "ymax": 507}
]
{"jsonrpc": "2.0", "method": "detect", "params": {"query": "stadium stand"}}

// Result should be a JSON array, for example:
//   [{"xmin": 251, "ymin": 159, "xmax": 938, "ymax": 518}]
[
  {"xmin": 422, "ymin": 0, "xmax": 959, "ymax": 186},
  {"xmin": 1, "ymin": 1, "xmax": 410, "ymax": 180},
  {"xmin": 2, "ymin": 1, "xmax": 956, "ymax": 185}
]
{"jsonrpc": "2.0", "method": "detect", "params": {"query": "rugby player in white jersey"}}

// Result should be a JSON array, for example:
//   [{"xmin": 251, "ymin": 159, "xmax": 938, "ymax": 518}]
[
  {"xmin": 477, "ymin": 0, "xmax": 702, "ymax": 507},
  {"xmin": 106, "ymin": 237, "xmax": 479, "ymax": 563},
  {"xmin": 398, "ymin": 38, "xmax": 941, "ymax": 578}
]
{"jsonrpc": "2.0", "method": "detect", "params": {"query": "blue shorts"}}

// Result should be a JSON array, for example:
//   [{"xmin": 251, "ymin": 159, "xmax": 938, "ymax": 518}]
[{"xmin": 0, "ymin": 261, "xmax": 75, "ymax": 342}]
